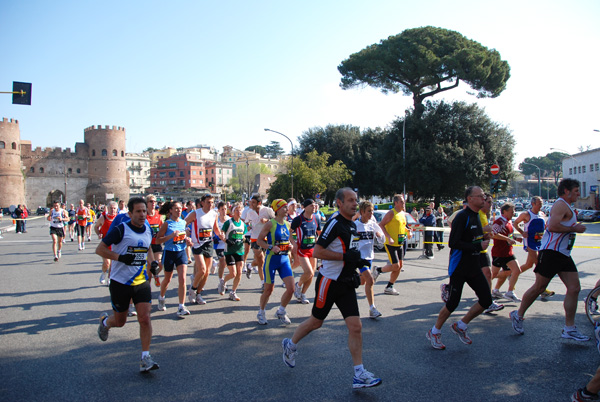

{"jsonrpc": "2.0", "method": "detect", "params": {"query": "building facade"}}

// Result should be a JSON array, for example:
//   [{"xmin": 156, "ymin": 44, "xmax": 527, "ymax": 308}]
[
  {"xmin": 126, "ymin": 153, "xmax": 152, "ymax": 195},
  {"xmin": 561, "ymin": 148, "xmax": 600, "ymax": 209},
  {"xmin": 147, "ymin": 153, "xmax": 208, "ymax": 194}
]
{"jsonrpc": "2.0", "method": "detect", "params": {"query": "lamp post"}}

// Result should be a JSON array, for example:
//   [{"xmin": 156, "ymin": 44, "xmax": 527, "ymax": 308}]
[
  {"xmin": 521, "ymin": 161, "xmax": 541, "ymax": 196},
  {"xmin": 264, "ymin": 128, "xmax": 294, "ymax": 199}
]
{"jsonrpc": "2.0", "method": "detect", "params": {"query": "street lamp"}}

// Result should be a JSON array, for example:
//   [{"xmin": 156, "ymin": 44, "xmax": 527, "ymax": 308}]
[
  {"xmin": 520, "ymin": 161, "xmax": 541, "ymax": 197},
  {"xmin": 264, "ymin": 128, "xmax": 294, "ymax": 199}
]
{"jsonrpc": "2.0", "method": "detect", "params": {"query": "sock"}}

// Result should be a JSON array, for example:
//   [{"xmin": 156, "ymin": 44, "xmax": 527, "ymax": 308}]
[
  {"xmin": 179, "ymin": 303, "xmax": 184, "ymax": 309},
  {"xmin": 158, "ymin": 295, "xmax": 165, "ymax": 301},
  {"xmin": 141, "ymin": 351, "xmax": 149, "ymax": 359},
  {"xmin": 431, "ymin": 326, "xmax": 441, "ymax": 335},
  {"xmin": 493, "ymin": 288, "xmax": 499, "ymax": 292},
  {"xmin": 288, "ymin": 340, "xmax": 297, "ymax": 350},
  {"xmin": 278, "ymin": 305, "xmax": 286, "ymax": 313},
  {"xmin": 376, "ymin": 267, "xmax": 382, "ymax": 274},
  {"xmin": 353, "ymin": 364, "xmax": 364, "ymax": 376},
  {"xmin": 191, "ymin": 286, "xmax": 197, "ymax": 291},
  {"xmin": 457, "ymin": 320, "xmax": 468, "ymax": 331},
  {"xmin": 370, "ymin": 304, "xmax": 376, "ymax": 310},
  {"xmin": 386, "ymin": 282, "xmax": 393, "ymax": 288},
  {"xmin": 259, "ymin": 309, "xmax": 266, "ymax": 315},
  {"xmin": 564, "ymin": 325, "xmax": 576, "ymax": 331}
]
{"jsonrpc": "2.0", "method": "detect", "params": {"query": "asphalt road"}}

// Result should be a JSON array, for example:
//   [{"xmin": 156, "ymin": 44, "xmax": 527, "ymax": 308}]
[{"xmin": 1, "ymin": 217, "xmax": 600, "ymax": 401}]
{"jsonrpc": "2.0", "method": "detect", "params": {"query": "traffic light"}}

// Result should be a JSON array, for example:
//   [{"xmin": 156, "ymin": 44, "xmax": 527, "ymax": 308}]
[{"xmin": 490, "ymin": 178, "xmax": 507, "ymax": 194}]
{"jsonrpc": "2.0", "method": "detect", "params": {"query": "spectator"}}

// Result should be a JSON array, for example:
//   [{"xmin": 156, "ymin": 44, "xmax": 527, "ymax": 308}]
[
  {"xmin": 435, "ymin": 206, "xmax": 447, "ymax": 250},
  {"xmin": 419, "ymin": 207, "xmax": 436, "ymax": 258}
]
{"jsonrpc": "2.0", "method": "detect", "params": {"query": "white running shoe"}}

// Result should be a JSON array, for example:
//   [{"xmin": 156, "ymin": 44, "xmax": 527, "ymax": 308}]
[
  {"xmin": 257, "ymin": 311, "xmax": 268, "ymax": 325},
  {"xmin": 157, "ymin": 297, "xmax": 166, "ymax": 311},
  {"xmin": 188, "ymin": 288, "xmax": 197, "ymax": 304},
  {"xmin": 140, "ymin": 354, "xmax": 159, "ymax": 372},
  {"xmin": 246, "ymin": 265, "xmax": 252, "ymax": 279},
  {"xmin": 99, "ymin": 273, "xmax": 106, "ymax": 285},
  {"xmin": 282, "ymin": 338, "xmax": 297, "ymax": 368},
  {"xmin": 504, "ymin": 291, "xmax": 521, "ymax": 302},
  {"xmin": 510, "ymin": 310, "xmax": 524, "ymax": 335},
  {"xmin": 195, "ymin": 294, "xmax": 206, "ymax": 305},
  {"xmin": 352, "ymin": 370, "xmax": 382, "ymax": 389},
  {"xmin": 276, "ymin": 310, "xmax": 291, "ymax": 325},
  {"xmin": 300, "ymin": 294, "xmax": 310, "ymax": 305},
  {"xmin": 176, "ymin": 306, "xmax": 190, "ymax": 318},
  {"xmin": 561, "ymin": 327, "xmax": 590, "ymax": 342},
  {"xmin": 294, "ymin": 282, "xmax": 302, "ymax": 300},
  {"xmin": 229, "ymin": 291, "xmax": 240, "ymax": 301},
  {"xmin": 484, "ymin": 302, "xmax": 504, "ymax": 314},
  {"xmin": 218, "ymin": 278, "xmax": 225, "ymax": 295},
  {"xmin": 384, "ymin": 286, "xmax": 399, "ymax": 296},
  {"xmin": 128, "ymin": 304, "xmax": 137, "ymax": 317},
  {"xmin": 491, "ymin": 289, "xmax": 503, "ymax": 299},
  {"xmin": 371, "ymin": 268, "xmax": 380, "ymax": 282},
  {"xmin": 369, "ymin": 307, "xmax": 382, "ymax": 319}
]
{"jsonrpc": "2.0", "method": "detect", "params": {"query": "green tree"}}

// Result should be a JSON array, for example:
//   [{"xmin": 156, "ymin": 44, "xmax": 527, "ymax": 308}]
[
  {"xmin": 267, "ymin": 150, "xmax": 351, "ymax": 203},
  {"xmin": 382, "ymin": 100, "xmax": 515, "ymax": 203},
  {"xmin": 520, "ymin": 152, "xmax": 568, "ymax": 185},
  {"xmin": 265, "ymin": 141, "xmax": 285, "ymax": 158},
  {"xmin": 234, "ymin": 163, "xmax": 272, "ymax": 196},
  {"xmin": 338, "ymin": 26, "xmax": 511, "ymax": 117},
  {"xmin": 245, "ymin": 145, "xmax": 266, "ymax": 156}
]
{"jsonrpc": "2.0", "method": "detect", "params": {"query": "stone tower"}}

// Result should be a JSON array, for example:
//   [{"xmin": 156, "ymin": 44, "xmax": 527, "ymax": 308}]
[
  {"xmin": 84, "ymin": 125, "xmax": 129, "ymax": 204},
  {"xmin": 0, "ymin": 118, "xmax": 26, "ymax": 207}
]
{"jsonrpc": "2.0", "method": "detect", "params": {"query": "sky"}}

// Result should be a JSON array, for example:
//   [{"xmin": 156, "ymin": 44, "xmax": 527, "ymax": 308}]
[{"xmin": 1, "ymin": 0, "xmax": 599, "ymax": 170}]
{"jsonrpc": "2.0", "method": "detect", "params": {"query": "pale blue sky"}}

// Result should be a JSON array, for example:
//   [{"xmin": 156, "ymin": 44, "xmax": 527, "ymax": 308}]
[{"xmin": 1, "ymin": 0, "xmax": 599, "ymax": 168}]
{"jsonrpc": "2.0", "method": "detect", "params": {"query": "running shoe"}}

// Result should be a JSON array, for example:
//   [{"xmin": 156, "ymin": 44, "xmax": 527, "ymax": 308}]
[
  {"xmin": 450, "ymin": 322, "xmax": 472, "ymax": 345},
  {"xmin": 195, "ymin": 294, "xmax": 206, "ymax": 305},
  {"xmin": 595, "ymin": 322, "xmax": 600, "ymax": 355},
  {"xmin": 352, "ymin": 370, "xmax": 382, "ymax": 389},
  {"xmin": 87, "ymin": 236, "xmax": 91, "ymax": 242},
  {"xmin": 218, "ymin": 278, "xmax": 225, "ymax": 295},
  {"xmin": 71, "ymin": 237, "xmax": 74, "ymax": 242},
  {"xmin": 571, "ymin": 388, "xmax": 600, "ymax": 401},
  {"xmin": 384, "ymin": 286, "xmax": 399, "ymax": 296},
  {"xmin": 229, "ymin": 291, "xmax": 240, "ymax": 301},
  {"xmin": 300, "ymin": 294, "xmax": 310, "ymax": 305},
  {"xmin": 440, "ymin": 283, "xmax": 449, "ymax": 303},
  {"xmin": 246, "ymin": 265, "xmax": 252, "ymax": 279},
  {"xmin": 294, "ymin": 282, "xmax": 302, "ymax": 300},
  {"xmin": 369, "ymin": 307, "xmax": 382, "ymax": 319},
  {"xmin": 140, "ymin": 354, "xmax": 159, "ymax": 372},
  {"xmin": 128, "ymin": 304, "xmax": 137, "ymax": 317},
  {"xmin": 54, "ymin": 255, "xmax": 58, "ymax": 262},
  {"xmin": 252, "ymin": 266, "xmax": 259, "ymax": 274},
  {"xmin": 176, "ymin": 306, "xmax": 190, "ymax": 318},
  {"xmin": 157, "ymin": 297, "xmax": 166, "ymax": 311},
  {"xmin": 188, "ymin": 288, "xmax": 197, "ymax": 305},
  {"xmin": 58, "ymin": 250, "xmax": 61, "ymax": 259},
  {"xmin": 154, "ymin": 275, "xmax": 161, "ymax": 287},
  {"xmin": 491, "ymin": 289, "xmax": 503, "ymax": 299},
  {"xmin": 426, "ymin": 329, "xmax": 445, "ymax": 350},
  {"xmin": 97, "ymin": 312, "xmax": 109, "ymax": 341},
  {"xmin": 257, "ymin": 311, "xmax": 268, "ymax": 325},
  {"xmin": 504, "ymin": 291, "xmax": 521, "ymax": 302},
  {"xmin": 99, "ymin": 273, "xmax": 106, "ymax": 285},
  {"xmin": 82, "ymin": 243, "xmax": 85, "ymax": 250},
  {"xmin": 276, "ymin": 310, "xmax": 291, "ymax": 325},
  {"xmin": 371, "ymin": 268, "xmax": 380, "ymax": 282},
  {"xmin": 561, "ymin": 327, "xmax": 590, "ymax": 342},
  {"xmin": 540, "ymin": 289, "xmax": 556, "ymax": 300},
  {"xmin": 78, "ymin": 245, "xmax": 83, "ymax": 251},
  {"xmin": 510, "ymin": 310, "xmax": 524, "ymax": 335},
  {"xmin": 282, "ymin": 338, "xmax": 297, "ymax": 368},
  {"xmin": 484, "ymin": 302, "xmax": 504, "ymax": 314}
]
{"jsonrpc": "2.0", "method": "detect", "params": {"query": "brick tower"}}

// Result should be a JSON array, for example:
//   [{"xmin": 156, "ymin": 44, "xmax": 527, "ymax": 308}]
[
  {"xmin": 84, "ymin": 125, "xmax": 129, "ymax": 204},
  {"xmin": 0, "ymin": 118, "xmax": 26, "ymax": 207}
]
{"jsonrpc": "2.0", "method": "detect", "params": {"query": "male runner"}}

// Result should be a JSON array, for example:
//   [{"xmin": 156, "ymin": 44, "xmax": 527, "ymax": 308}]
[
  {"xmin": 95, "ymin": 197, "xmax": 160, "ymax": 372},
  {"xmin": 75, "ymin": 200, "xmax": 89, "ymax": 250},
  {"xmin": 67, "ymin": 203, "xmax": 77, "ymax": 241},
  {"xmin": 246, "ymin": 195, "xmax": 271, "ymax": 287},
  {"xmin": 426, "ymin": 186, "xmax": 492, "ymax": 349},
  {"xmin": 510, "ymin": 178, "xmax": 589, "ymax": 341},
  {"xmin": 146, "ymin": 195, "xmax": 163, "ymax": 287},
  {"xmin": 490, "ymin": 203, "xmax": 523, "ymax": 302},
  {"xmin": 291, "ymin": 199, "xmax": 321, "ymax": 304},
  {"xmin": 47, "ymin": 201, "xmax": 68, "ymax": 261},
  {"xmin": 372, "ymin": 194, "xmax": 411, "ymax": 295},
  {"xmin": 281, "ymin": 188, "xmax": 382, "ymax": 389}
]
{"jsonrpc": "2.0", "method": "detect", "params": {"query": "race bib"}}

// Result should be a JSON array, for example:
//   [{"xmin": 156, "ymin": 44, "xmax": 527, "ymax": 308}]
[
  {"xmin": 274, "ymin": 240, "xmax": 290, "ymax": 254},
  {"xmin": 126, "ymin": 246, "xmax": 149, "ymax": 266},
  {"xmin": 173, "ymin": 232, "xmax": 186, "ymax": 244},
  {"xmin": 397, "ymin": 234, "xmax": 406, "ymax": 244},
  {"xmin": 150, "ymin": 224, "xmax": 160, "ymax": 237},
  {"xmin": 302, "ymin": 236, "xmax": 316, "ymax": 246},
  {"xmin": 567, "ymin": 233, "xmax": 576, "ymax": 250},
  {"xmin": 198, "ymin": 228, "xmax": 212, "ymax": 239}
]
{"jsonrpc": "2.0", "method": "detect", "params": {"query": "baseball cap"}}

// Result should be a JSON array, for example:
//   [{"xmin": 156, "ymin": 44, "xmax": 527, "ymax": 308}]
[{"xmin": 302, "ymin": 199, "xmax": 315, "ymax": 208}]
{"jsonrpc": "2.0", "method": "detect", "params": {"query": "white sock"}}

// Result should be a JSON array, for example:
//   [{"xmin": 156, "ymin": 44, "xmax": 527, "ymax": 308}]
[
  {"xmin": 259, "ymin": 309, "xmax": 265, "ymax": 315},
  {"xmin": 179, "ymin": 303, "xmax": 184, "ymax": 309},
  {"xmin": 431, "ymin": 326, "xmax": 441, "ymax": 335},
  {"xmin": 354, "ymin": 364, "xmax": 364, "ymax": 376},
  {"xmin": 370, "ymin": 304, "xmax": 376, "ymax": 310},
  {"xmin": 141, "ymin": 351, "xmax": 149, "ymax": 359},
  {"xmin": 565, "ymin": 325, "xmax": 576, "ymax": 331},
  {"xmin": 278, "ymin": 306, "xmax": 286, "ymax": 313},
  {"xmin": 457, "ymin": 320, "xmax": 468, "ymax": 331}
]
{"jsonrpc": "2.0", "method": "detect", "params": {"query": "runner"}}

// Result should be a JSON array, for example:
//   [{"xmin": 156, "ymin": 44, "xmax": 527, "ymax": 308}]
[
  {"xmin": 94, "ymin": 201, "xmax": 118, "ymax": 285},
  {"xmin": 86, "ymin": 203, "xmax": 96, "ymax": 242},
  {"xmin": 60, "ymin": 203, "xmax": 67, "ymax": 243},
  {"xmin": 146, "ymin": 195, "xmax": 163, "ymax": 287},
  {"xmin": 155, "ymin": 201, "xmax": 192, "ymax": 318},
  {"xmin": 510, "ymin": 179, "xmax": 589, "ymax": 341},
  {"xmin": 185, "ymin": 194, "xmax": 224, "ymax": 305},
  {"xmin": 241, "ymin": 201, "xmax": 253, "ymax": 278},
  {"xmin": 95, "ymin": 197, "xmax": 160, "ymax": 372},
  {"xmin": 215, "ymin": 201, "xmax": 230, "ymax": 294},
  {"xmin": 67, "ymin": 203, "xmax": 76, "ymax": 241},
  {"xmin": 246, "ymin": 195, "xmax": 271, "ymax": 288},
  {"xmin": 511, "ymin": 196, "xmax": 555, "ymax": 300},
  {"xmin": 281, "ymin": 188, "xmax": 382, "ymax": 389},
  {"xmin": 426, "ymin": 186, "xmax": 492, "ymax": 350},
  {"xmin": 372, "ymin": 194, "xmax": 411, "ymax": 296},
  {"xmin": 256, "ymin": 199, "xmax": 296, "ymax": 325},
  {"xmin": 290, "ymin": 199, "xmax": 322, "ymax": 305},
  {"xmin": 47, "ymin": 201, "xmax": 68, "ymax": 262},
  {"xmin": 75, "ymin": 200, "xmax": 89, "ymax": 250},
  {"xmin": 221, "ymin": 202, "xmax": 247, "ymax": 301},
  {"xmin": 490, "ymin": 203, "xmax": 524, "ymax": 302},
  {"xmin": 355, "ymin": 201, "xmax": 385, "ymax": 318},
  {"xmin": 287, "ymin": 199, "xmax": 300, "ymax": 270}
]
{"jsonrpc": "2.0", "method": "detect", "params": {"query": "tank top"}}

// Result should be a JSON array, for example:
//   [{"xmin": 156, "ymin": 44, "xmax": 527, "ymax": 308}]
[
  {"xmin": 266, "ymin": 219, "xmax": 291, "ymax": 256},
  {"xmin": 524, "ymin": 210, "xmax": 545, "ymax": 251},
  {"xmin": 76, "ymin": 207, "xmax": 88, "ymax": 226},
  {"xmin": 146, "ymin": 212, "xmax": 162, "ymax": 245},
  {"xmin": 163, "ymin": 218, "xmax": 187, "ymax": 252},
  {"xmin": 191, "ymin": 208, "xmax": 218, "ymax": 247},
  {"xmin": 478, "ymin": 210, "xmax": 489, "ymax": 254},
  {"xmin": 50, "ymin": 209, "xmax": 65, "ymax": 228},
  {"xmin": 540, "ymin": 198, "xmax": 577, "ymax": 256},
  {"xmin": 384, "ymin": 208, "xmax": 408, "ymax": 246},
  {"xmin": 100, "ymin": 212, "xmax": 116, "ymax": 236}
]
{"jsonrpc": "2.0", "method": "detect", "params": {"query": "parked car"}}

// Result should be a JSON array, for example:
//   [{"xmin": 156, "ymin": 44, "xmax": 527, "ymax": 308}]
[
  {"xmin": 36, "ymin": 207, "xmax": 50, "ymax": 216},
  {"xmin": 372, "ymin": 210, "xmax": 422, "ymax": 250},
  {"xmin": 580, "ymin": 210, "xmax": 598, "ymax": 222}
]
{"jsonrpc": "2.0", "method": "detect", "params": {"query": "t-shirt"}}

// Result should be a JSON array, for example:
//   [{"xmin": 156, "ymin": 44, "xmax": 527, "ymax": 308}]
[
  {"xmin": 246, "ymin": 206, "xmax": 271, "ymax": 240},
  {"xmin": 491, "ymin": 216, "xmax": 514, "ymax": 257},
  {"xmin": 355, "ymin": 217, "xmax": 384, "ymax": 261},
  {"xmin": 317, "ymin": 213, "xmax": 360, "ymax": 281}
]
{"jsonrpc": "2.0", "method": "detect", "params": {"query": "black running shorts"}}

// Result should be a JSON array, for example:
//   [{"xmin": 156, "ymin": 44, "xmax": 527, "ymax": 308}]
[{"xmin": 109, "ymin": 280, "xmax": 151, "ymax": 313}]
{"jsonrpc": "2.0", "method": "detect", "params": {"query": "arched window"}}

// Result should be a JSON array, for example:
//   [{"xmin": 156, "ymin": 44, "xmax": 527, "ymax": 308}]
[
  {"xmin": 12, "ymin": 142, "xmax": 17, "ymax": 149},
  {"xmin": 68, "ymin": 168, "xmax": 72, "ymax": 174},
  {"xmin": 76, "ymin": 168, "xmax": 81, "ymax": 174},
  {"xmin": 30, "ymin": 167, "xmax": 34, "ymax": 173},
  {"xmin": 102, "ymin": 149, "xmax": 107, "ymax": 156},
  {"xmin": 112, "ymin": 149, "xmax": 117, "ymax": 156},
  {"xmin": 121, "ymin": 151, "xmax": 124, "ymax": 157},
  {"xmin": 92, "ymin": 150, "xmax": 96, "ymax": 156},
  {"xmin": 0, "ymin": 141, "xmax": 5, "ymax": 149},
  {"xmin": 40, "ymin": 167, "xmax": 44, "ymax": 173}
]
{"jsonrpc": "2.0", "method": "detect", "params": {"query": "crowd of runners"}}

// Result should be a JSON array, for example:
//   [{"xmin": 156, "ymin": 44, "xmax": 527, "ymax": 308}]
[{"xmin": 38, "ymin": 179, "xmax": 600, "ymax": 397}]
